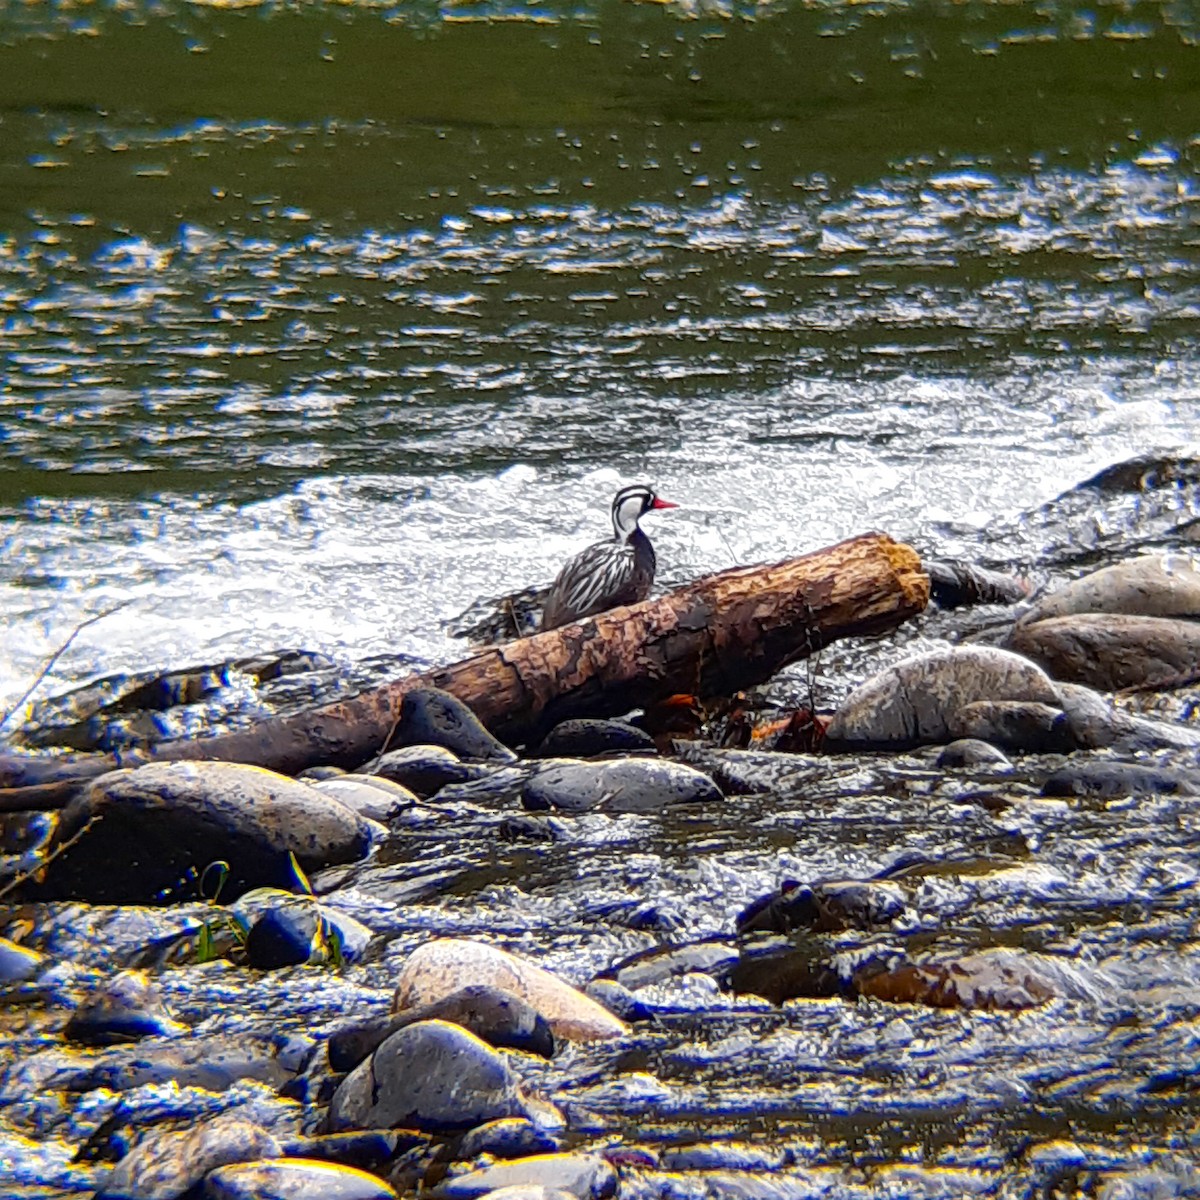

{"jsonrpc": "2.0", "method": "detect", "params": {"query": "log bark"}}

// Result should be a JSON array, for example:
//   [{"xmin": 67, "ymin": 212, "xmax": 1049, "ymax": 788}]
[{"xmin": 0, "ymin": 533, "xmax": 927, "ymax": 803}]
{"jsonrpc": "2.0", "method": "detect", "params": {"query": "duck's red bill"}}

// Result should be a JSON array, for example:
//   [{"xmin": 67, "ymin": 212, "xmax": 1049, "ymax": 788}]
[{"xmin": 651, "ymin": 497, "xmax": 679, "ymax": 510}]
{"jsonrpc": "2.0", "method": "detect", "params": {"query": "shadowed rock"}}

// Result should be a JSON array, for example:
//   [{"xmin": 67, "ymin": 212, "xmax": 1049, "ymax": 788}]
[
  {"xmin": 522, "ymin": 757, "xmax": 721, "ymax": 814},
  {"xmin": 20, "ymin": 761, "xmax": 380, "ymax": 905},
  {"xmin": 388, "ymin": 688, "xmax": 517, "ymax": 763}
]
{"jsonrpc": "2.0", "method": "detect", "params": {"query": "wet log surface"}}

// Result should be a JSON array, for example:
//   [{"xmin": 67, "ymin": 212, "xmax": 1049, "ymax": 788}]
[{"xmin": 0, "ymin": 533, "xmax": 928, "ymax": 797}]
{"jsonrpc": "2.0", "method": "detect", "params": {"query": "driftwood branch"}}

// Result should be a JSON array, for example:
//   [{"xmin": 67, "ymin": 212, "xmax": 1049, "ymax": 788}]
[{"xmin": 0, "ymin": 533, "xmax": 927, "ymax": 804}]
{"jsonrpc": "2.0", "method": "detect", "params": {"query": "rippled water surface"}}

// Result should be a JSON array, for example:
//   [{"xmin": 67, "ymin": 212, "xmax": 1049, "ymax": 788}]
[
  {"xmin": 3, "ymin": 2, "xmax": 1200, "ymax": 1193},
  {"xmin": 2, "ymin": 0, "xmax": 1199, "ymax": 713}
]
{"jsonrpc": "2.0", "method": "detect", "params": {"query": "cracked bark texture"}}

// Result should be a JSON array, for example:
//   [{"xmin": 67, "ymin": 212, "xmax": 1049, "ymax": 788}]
[{"xmin": 1, "ymin": 533, "xmax": 928, "ymax": 799}]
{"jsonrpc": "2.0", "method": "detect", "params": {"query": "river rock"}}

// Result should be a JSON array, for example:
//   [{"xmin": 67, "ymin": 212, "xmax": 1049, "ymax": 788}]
[
  {"xmin": 26, "ymin": 760, "xmax": 380, "ymax": 904},
  {"xmin": 432, "ymin": 1154, "xmax": 617, "ymax": 1199},
  {"xmin": 0, "ymin": 935, "xmax": 45, "ymax": 983},
  {"xmin": 1008, "ymin": 612, "xmax": 1200, "ymax": 690},
  {"xmin": 311, "ymin": 775, "xmax": 418, "ymax": 822},
  {"xmin": 329, "ymin": 984, "xmax": 554, "ymax": 1072},
  {"xmin": 244, "ymin": 898, "xmax": 374, "ymax": 969},
  {"xmin": 936, "ymin": 739, "xmax": 1012, "ymax": 768},
  {"xmin": 456, "ymin": 1118, "xmax": 562, "ymax": 1162},
  {"xmin": 522, "ymin": 757, "xmax": 721, "ymax": 814},
  {"xmin": 63, "ymin": 969, "xmax": 186, "ymax": 1045},
  {"xmin": 947, "ymin": 700, "xmax": 1076, "ymax": 753},
  {"xmin": 327, "ymin": 1020, "xmax": 534, "ymax": 1133},
  {"xmin": 392, "ymin": 939, "xmax": 629, "ymax": 1042},
  {"xmin": 56, "ymin": 1032, "xmax": 296, "ymax": 1093},
  {"xmin": 823, "ymin": 647, "xmax": 1061, "ymax": 750},
  {"xmin": 855, "ymin": 948, "xmax": 1059, "ymax": 1010},
  {"xmin": 1019, "ymin": 554, "xmax": 1200, "ymax": 625},
  {"xmin": 363, "ymin": 745, "xmax": 494, "ymax": 798},
  {"xmin": 1040, "ymin": 762, "xmax": 1200, "ymax": 799},
  {"xmin": 1055, "ymin": 683, "xmax": 1200, "ymax": 752},
  {"xmin": 389, "ymin": 688, "xmax": 516, "ymax": 763},
  {"xmin": 97, "ymin": 1115, "xmax": 282, "ymax": 1200},
  {"xmin": 530, "ymin": 719, "xmax": 657, "ymax": 759},
  {"xmin": 736, "ymin": 879, "xmax": 907, "ymax": 936},
  {"xmin": 202, "ymin": 1157, "xmax": 399, "ymax": 1200}
]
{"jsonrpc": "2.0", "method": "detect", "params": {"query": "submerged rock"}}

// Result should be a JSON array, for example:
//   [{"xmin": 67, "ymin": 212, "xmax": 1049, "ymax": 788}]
[
  {"xmin": 388, "ymin": 688, "xmax": 516, "ymax": 763},
  {"xmin": 328, "ymin": 984, "xmax": 554, "ymax": 1073},
  {"xmin": 824, "ymin": 647, "xmax": 1061, "ymax": 750},
  {"xmin": 97, "ymin": 1115, "xmax": 282, "ymax": 1200},
  {"xmin": 327, "ymin": 1020, "xmax": 537, "ymax": 1134},
  {"xmin": 736, "ymin": 879, "xmax": 907, "ymax": 936},
  {"xmin": 1007, "ymin": 613, "xmax": 1200, "ymax": 691},
  {"xmin": 522, "ymin": 757, "xmax": 721, "ymax": 814},
  {"xmin": 456, "ymin": 1118, "xmax": 562, "ymax": 1162},
  {"xmin": 393, "ymin": 939, "xmax": 628, "ymax": 1042},
  {"xmin": 23, "ymin": 761, "xmax": 380, "ymax": 904},
  {"xmin": 855, "ymin": 948, "xmax": 1059, "ymax": 1010},
  {"xmin": 202, "ymin": 1157, "xmax": 399, "ymax": 1200},
  {"xmin": 1041, "ymin": 762, "xmax": 1200, "ymax": 799},
  {"xmin": 63, "ymin": 969, "xmax": 186, "ymax": 1046}
]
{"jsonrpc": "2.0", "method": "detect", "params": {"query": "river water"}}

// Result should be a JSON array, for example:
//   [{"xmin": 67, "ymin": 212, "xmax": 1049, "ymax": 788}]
[
  {"xmin": 2, "ymin": 0, "xmax": 1199, "ymax": 718},
  {"xmin": 3, "ymin": 5, "xmax": 1200, "ymax": 1194}
]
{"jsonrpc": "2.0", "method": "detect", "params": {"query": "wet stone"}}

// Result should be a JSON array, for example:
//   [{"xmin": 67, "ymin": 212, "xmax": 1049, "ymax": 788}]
[
  {"xmin": 393, "ymin": 939, "xmax": 628, "ymax": 1043},
  {"xmin": 388, "ymin": 688, "xmax": 516, "ymax": 763},
  {"xmin": 23, "ymin": 760, "xmax": 380, "ymax": 904},
  {"xmin": 936, "ymin": 738, "xmax": 1012, "ymax": 768},
  {"xmin": 202, "ymin": 1157, "xmax": 399, "ymax": 1200},
  {"xmin": 855, "ymin": 948, "xmax": 1060, "ymax": 1010},
  {"xmin": 455, "ymin": 1117, "xmax": 562, "ymax": 1162},
  {"xmin": 431, "ymin": 1153, "xmax": 617, "ymax": 1200},
  {"xmin": 947, "ymin": 699, "xmax": 1076, "ymax": 753},
  {"xmin": 311, "ymin": 775, "xmax": 418, "ymax": 823},
  {"xmin": 530, "ymin": 718, "xmax": 657, "ymax": 759},
  {"xmin": 582, "ymin": 978, "xmax": 655, "ymax": 1023},
  {"xmin": 63, "ymin": 969, "xmax": 186, "ymax": 1046},
  {"xmin": 608, "ymin": 940, "xmax": 741, "ymax": 992},
  {"xmin": 0, "ymin": 935, "xmax": 45, "ymax": 983},
  {"xmin": 243, "ymin": 898, "xmax": 374, "ymax": 970},
  {"xmin": 736, "ymin": 879, "xmax": 907, "ymax": 936},
  {"xmin": 362, "ymin": 745, "xmax": 494, "ymax": 798},
  {"xmin": 96, "ymin": 1115, "xmax": 282, "ymax": 1200},
  {"xmin": 328, "ymin": 984, "xmax": 554, "ymax": 1073},
  {"xmin": 522, "ymin": 756, "xmax": 721, "ymax": 814},
  {"xmin": 824, "ymin": 646, "xmax": 1061, "ymax": 750},
  {"xmin": 723, "ymin": 941, "xmax": 846, "ymax": 1005},
  {"xmin": 327, "ymin": 1019, "xmax": 536, "ymax": 1134},
  {"xmin": 1019, "ymin": 554, "xmax": 1200, "ymax": 625},
  {"xmin": 1040, "ymin": 762, "xmax": 1200, "ymax": 799},
  {"xmin": 1007, "ymin": 613, "xmax": 1200, "ymax": 692}
]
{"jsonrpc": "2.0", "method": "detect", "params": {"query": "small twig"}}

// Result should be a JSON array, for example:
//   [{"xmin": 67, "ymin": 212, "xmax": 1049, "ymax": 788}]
[
  {"xmin": 0, "ymin": 814, "xmax": 99, "ymax": 902},
  {"xmin": 0, "ymin": 600, "xmax": 135, "ymax": 735}
]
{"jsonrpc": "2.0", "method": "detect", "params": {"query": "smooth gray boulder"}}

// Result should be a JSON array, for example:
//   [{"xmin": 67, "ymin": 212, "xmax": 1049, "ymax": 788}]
[
  {"xmin": 523, "ymin": 757, "xmax": 721, "ymax": 814},
  {"xmin": 327, "ymin": 1020, "xmax": 534, "ymax": 1134},
  {"xmin": 824, "ymin": 647, "xmax": 1061, "ymax": 750},
  {"xmin": 947, "ymin": 700, "xmax": 1075, "ymax": 754},
  {"xmin": 432, "ymin": 1154, "xmax": 617, "ymax": 1200},
  {"xmin": 203, "ymin": 1157, "xmax": 399, "ymax": 1200}
]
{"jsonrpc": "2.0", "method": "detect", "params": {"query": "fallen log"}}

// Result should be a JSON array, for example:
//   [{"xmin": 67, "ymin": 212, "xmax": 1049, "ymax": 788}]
[{"xmin": 0, "ymin": 533, "xmax": 927, "ymax": 804}]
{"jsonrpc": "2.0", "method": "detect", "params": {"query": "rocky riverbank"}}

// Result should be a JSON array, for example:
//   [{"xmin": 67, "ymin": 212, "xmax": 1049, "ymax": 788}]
[{"xmin": 3, "ymin": 453, "xmax": 1200, "ymax": 1199}]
